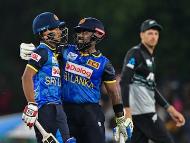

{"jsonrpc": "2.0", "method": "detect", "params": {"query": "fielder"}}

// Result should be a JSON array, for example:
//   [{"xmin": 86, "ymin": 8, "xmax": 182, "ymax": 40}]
[
  {"xmin": 120, "ymin": 19, "xmax": 185, "ymax": 143},
  {"xmin": 21, "ymin": 12, "xmax": 76, "ymax": 143}
]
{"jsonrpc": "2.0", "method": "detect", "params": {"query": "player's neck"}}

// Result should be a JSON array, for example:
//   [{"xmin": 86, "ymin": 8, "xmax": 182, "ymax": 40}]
[
  {"xmin": 143, "ymin": 43, "xmax": 155, "ymax": 55},
  {"xmin": 81, "ymin": 45, "xmax": 96, "ymax": 54}
]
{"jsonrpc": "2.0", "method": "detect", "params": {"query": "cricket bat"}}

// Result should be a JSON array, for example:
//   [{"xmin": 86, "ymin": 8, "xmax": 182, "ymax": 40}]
[
  {"xmin": 119, "ymin": 133, "xmax": 125, "ymax": 143},
  {"xmin": 35, "ymin": 120, "xmax": 59, "ymax": 143}
]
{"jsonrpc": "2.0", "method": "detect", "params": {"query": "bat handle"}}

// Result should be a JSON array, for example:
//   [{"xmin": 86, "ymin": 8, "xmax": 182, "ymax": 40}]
[
  {"xmin": 119, "ymin": 133, "xmax": 125, "ymax": 143},
  {"xmin": 35, "ymin": 120, "xmax": 49, "ymax": 137}
]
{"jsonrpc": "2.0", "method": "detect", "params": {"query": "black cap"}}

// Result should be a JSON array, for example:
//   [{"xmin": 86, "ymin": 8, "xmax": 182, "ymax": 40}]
[{"xmin": 140, "ymin": 19, "xmax": 162, "ymax": 32}]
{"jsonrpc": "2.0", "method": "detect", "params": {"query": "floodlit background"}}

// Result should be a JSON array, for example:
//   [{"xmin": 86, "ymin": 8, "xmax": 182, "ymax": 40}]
[{"xmin": 0, "ymin": 0, "xmax": 190, "ymax": 142}]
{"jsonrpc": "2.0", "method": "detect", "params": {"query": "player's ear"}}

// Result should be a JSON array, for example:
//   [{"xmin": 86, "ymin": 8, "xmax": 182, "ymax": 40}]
[
  {"xmin": 43, "ymin": 35, "xmax": 49, "ymax": 40},
  {"xmin": 140, "ymin": 32, "xmax": 144, "ymax": 40}
]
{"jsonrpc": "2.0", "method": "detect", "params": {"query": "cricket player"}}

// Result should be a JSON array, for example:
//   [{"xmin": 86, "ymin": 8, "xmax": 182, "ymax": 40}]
[
  {"xmin": 20, "ymin": 17, "xmax": 133, "ymax": 143},
  {"xmin": 21, "ymin": 12, "xmax": 76, "ymax": 143},
  {"xmin": 120, "ymin": 19, "xmax": 185, "ymax": 143},
  {"xmin": 61, "ymin": 17, "xmax": 133, "ymax": 143}
]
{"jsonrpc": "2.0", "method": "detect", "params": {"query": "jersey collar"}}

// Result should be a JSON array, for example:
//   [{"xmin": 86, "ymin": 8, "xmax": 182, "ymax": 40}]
[
  {"xmin": 140, "ymin": 43, "xmax": 155, "ymax": 56},
  {"xmin": 40, "ymin": 42, "xmax": 56, "ymax": 51},
  {"xmin": 79, "ymin": 50, "xmax": 102, "ymax": 57}
]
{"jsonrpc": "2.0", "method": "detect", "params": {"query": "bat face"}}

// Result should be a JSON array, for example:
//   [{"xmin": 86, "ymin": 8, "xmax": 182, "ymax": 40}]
[{"xmin": 43, "ymin": 133, "xmax": 59, "ymax": 143}]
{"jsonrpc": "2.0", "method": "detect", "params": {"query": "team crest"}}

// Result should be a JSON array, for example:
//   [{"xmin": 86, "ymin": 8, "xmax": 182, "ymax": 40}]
[
  {"xmin": 87, "ymin": 59, "xmax": 100, "ymax": 69},
  {"xmin": 79, "ymin": 18, "xmax": 86, "ymax": 24},
  {"xmin": 52, "ymin": 56, "xmax": 58, "ymax": 64},
  {"xmin": 67, "ymin": 52, "xmax": 78, "ymax": 61},
  {"xmin": 54, "ymin": 14, "xmax": 59, "ymax": 20}
]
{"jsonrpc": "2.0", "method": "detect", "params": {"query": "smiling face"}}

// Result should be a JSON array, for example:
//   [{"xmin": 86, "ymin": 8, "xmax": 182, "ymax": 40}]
[
  {"xmin": 140, "ymin": 29, "xmax": 159, "ymax": 50},
  {"xmin": 76, "ymin": 31, "xmax": 94, "ymax": 44}
]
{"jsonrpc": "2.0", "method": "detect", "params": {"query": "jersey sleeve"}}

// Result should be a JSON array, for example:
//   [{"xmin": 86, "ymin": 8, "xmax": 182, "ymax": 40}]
[
  {"xmin": 102, "ymin": 61, "xmax": 116, "ymax": 83},
  {"xmin": 120, "ymin": 48, "xmax": 141, "ymax": 107},
  {"xmin": 27, "ymin": 48, "xmax": 48, "ymax": 72}
]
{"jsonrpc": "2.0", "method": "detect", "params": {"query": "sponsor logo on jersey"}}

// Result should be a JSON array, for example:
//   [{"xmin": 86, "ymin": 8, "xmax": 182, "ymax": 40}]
[
  {"xmin": 65, "ymin": 61, "xmax": 93, "ymax": 79},
  {"xmin": 67, "ymin": 52, "xmax": 78, "ymax": 61},
  {"xmin": 146, "ymin": 72, "xmax": 155, "ymax": 82},
  {"xmin": 52, "ymin": 66, "xmax": 60, "ymax": 77},
  {"xmin": 87, "ymin": 59, "xmax": 100, "ymax": 69},
  {"xmin": 31, "ymin": 53, "xmax": 41, "ymax": 62},
  {"xmin": 126, "ymin": 58, "xmax": 135, "ymax": 69},
  {"xmin": 146, "ymin": 59, "xmax": 152, "ymax": 67},
  {"xmin": 64, "ymin": 72, "xmax": 94, "ymax": 89}
]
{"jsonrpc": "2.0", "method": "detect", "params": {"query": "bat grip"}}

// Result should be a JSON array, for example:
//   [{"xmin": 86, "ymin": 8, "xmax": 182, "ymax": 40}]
[
  {"xmin": 35, "ymin": 120, "xmax": 48, "ymax": 137},
  {"xmin": 119, "ymin": 133, "xmax": 125, "ymax": 143}
]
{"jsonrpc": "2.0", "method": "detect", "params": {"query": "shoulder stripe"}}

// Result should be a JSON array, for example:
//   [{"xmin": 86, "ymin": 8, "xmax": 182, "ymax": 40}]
[
  {"xmin": 26, "ymin": 64, "xmax": 38, "ymax": 72},
  {"xmin": 103, "ymin": 80, "xmax": 116, "ymax": 83}
]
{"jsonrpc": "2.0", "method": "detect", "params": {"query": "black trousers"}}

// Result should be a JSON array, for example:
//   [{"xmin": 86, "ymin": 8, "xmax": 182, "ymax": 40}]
[
  {"xmin": 64, "ymin": 103, "xmax": 105, "ymax": 143},
  {"xmin": 130, "ymin": 113, "xmax": 174, "ymax": 143},
  {"xmin": 34, "ymin": 104, "xmax": 70, "ymax": 143}
]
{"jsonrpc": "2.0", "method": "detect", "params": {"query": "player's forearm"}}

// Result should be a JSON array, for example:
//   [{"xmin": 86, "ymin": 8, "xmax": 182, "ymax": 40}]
[
  {"xmin": 107, "ymin": 84, "xmax": 122, "ymax": 105},
  {"xmin": 104, "ymin": 82, "xmax": 124, "ymax": 117},
  {"xmin": 155, "ymin": 88, "xmax": 170, "ymax": 109},
  {"xmin": 166, "ymin": 105, "xmax": 175, "ymax": 114},
  {"xmin": 124, "ymin": 107, "xmax": 132, "ymax": 119},
  {"xmin": 22, "ymin": 74, "xmax": 35, "ymax": 103}
]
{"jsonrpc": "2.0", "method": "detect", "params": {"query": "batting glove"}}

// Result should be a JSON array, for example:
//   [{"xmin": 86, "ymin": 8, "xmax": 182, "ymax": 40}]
[
  {"xmin": 113, "ymin": 116, "xmax": 133, "ymax": 142},
  {"xmin": 22, "ymin": 102, "xmax": 38, "ymax": 128},
  {"xmin": 20, "ymin": 43, "xmax": 35, "ymax": 60}
]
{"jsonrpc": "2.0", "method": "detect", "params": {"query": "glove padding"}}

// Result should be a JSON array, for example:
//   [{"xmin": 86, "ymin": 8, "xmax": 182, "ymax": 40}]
[
  {"xmin": 113, "ymin": 116, "xmax": 133, "ymax": 142},
  {"xmin": 20, "ymin": 43, "xmax": 35, "ymax": 60},
  {"xmin": 22, "ymin": 102, "xmax": 38, "ymax": 128}
]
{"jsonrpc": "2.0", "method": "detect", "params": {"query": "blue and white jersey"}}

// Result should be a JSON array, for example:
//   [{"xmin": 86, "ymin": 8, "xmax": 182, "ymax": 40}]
[
  {"xmin": 27, "ymin": 43, "xmax": 62, "ymax": 108},
  {"xmin": 61, "ymin": 45, "xmax": 116, "ymax": 104}
]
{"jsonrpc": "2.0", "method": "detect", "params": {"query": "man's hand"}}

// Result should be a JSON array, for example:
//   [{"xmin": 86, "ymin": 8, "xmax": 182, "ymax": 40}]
[
  {"xmin": 22, "ymin": 102, "xmax": 38, "ymax": 128},
  {"xmin": 167, "ymin": 105, "xmax": 185, "ymax": 127},
  {"xmin": 20, "ymin": 43, "xmax": 35, "ymax": 60},
  {"xmin": 113, "ymin": 116, "xmax": 133, "ymax": 142}
]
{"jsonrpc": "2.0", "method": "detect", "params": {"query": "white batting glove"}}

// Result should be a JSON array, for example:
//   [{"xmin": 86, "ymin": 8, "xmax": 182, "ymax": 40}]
[
  {"xmin": 22, "ymin": 102, "xmax": 38, "ymax": 128},
  {"xmin": 20, "ymin": 43, "xmax": 35, "ymax": 60},
  {"xmin": 114, "ymin": 116, "xmax": 133, "ymax": 142}
]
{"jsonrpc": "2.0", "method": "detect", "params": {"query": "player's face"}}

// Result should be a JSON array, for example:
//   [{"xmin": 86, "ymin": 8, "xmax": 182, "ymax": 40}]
[
  {"xmin": 140, "ymin": 29, "xmax": 159, "ymax": 48},
  {"xmin": 43, "ymin": 28, "xmax": 62, "ymax": 42},
  {"xmin": 77, "ymin": 31, "xmax": 93, "ymax": 44}
]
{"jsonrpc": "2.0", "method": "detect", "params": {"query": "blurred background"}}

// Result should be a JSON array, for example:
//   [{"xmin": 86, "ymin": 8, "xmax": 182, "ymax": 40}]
[{"xmin": 0, "ymin": 0, "xmax": 190, "ymax": 142}]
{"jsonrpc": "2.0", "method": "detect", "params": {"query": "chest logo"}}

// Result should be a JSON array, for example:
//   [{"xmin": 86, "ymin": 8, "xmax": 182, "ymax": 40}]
[
  {"xmin": 87, "ymin": 59, "xmax": 100, "ymax": 69},
  {"xmin": 146, "ymin": 59, "xmax": 152, "ymax": 67},
  {"xmin": 52, "ymin": 66, "xmax": 60, "ymax": 77},
  {"xmin": 65, "ymin": 61, "xmax": 93, "ymax": 79}
]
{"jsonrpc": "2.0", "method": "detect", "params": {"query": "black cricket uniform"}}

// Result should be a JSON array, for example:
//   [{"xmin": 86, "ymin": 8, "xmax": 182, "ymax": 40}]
[{"xmin": 120, "ymin": 43, "xmax": 174, "ymax": 143}]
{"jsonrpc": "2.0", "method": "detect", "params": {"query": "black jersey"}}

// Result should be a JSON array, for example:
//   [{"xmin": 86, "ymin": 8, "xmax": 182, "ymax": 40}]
[{"xmin": 120, "ymin": 43, "xmax": 169, "ymax": 115}]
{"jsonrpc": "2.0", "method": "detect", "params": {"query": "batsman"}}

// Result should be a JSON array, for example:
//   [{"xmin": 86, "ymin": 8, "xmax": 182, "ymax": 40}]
[{"xmin": 21, "ymin": 12, "xmax": 76, "ymax": 143}]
